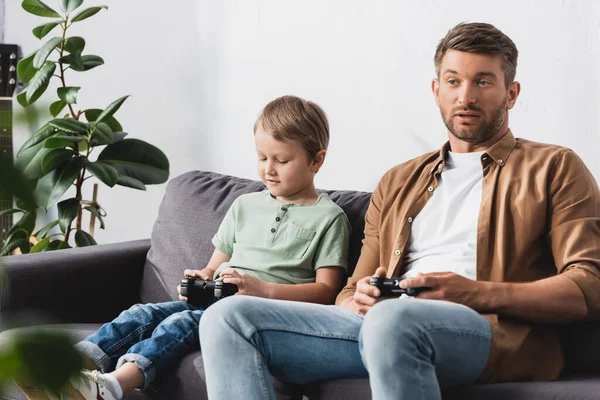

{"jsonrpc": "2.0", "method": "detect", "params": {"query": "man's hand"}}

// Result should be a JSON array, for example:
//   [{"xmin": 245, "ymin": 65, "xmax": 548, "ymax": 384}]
[
  {"xmin": 177, "ymin": 268, "xmax": 214, "ymax": 301},
  {"xmin": 346, "ymin": 267, "xmax": 389, "ymax": 316},
  {"xmin": 220, "ymin": 268, "xmax": 268, "ymax": 298},
  {"xmin": 401, "ymin": 272, "xmax": 487, "ymax": 310}
]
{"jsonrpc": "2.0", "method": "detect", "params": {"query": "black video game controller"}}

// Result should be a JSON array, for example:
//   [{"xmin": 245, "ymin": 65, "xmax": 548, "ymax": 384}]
[
  {"xmin": 369, "ymin": 276, "xmax": 429, "ymax": 297},
  {"xmin": 180, "ymin": 278, "xmax": 238, "ymax": 308}
]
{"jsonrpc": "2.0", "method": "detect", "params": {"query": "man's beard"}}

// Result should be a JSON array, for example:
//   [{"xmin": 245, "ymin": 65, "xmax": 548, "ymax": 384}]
[{"xmin": 442, "ymin": 96, "xmax": 507, "ymax": 144}]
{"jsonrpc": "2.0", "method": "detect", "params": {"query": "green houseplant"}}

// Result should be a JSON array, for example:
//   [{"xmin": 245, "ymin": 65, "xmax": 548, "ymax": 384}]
[{"xmin": 0, "ymin": 0, "xmax": 170, "ymax": 255}]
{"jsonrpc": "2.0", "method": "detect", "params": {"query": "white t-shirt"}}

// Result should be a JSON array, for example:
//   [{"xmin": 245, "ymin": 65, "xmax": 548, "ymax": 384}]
[{"xmin": 402, "ymin": 150, "xmax": 484, "ymax": 280}]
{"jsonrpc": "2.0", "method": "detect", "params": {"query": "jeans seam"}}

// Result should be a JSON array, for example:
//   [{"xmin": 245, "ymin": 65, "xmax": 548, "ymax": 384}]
[
  {"xmin": 246, "ymin": 324, "xmax": 360, "ymax": 342},
  {"xmin": 255, "ymin": 345, "xmax": 271, "ymax": 399}
]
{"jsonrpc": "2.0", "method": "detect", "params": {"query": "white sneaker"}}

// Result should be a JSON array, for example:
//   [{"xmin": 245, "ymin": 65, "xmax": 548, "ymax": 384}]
[{"xmin": 60, "ymin": 370, "xmax": 118, "ymax": 400}]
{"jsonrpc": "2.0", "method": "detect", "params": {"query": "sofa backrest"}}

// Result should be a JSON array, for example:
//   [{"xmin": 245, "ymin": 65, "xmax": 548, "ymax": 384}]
[{"xmin": 140, "ymin": 171, "xmax": 372, "ymax": 304}]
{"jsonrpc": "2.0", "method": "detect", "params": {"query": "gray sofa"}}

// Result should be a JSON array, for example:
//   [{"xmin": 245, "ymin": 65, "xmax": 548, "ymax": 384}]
[{"xmin": 1, "ymin": 170, "xmax": 600, "ymax": 400}]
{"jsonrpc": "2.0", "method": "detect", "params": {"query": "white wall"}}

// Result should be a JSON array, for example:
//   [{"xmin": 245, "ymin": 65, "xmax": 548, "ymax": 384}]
[{"xmin": 5, "ymin": 0, "xmax": 600, "ymax": 244}]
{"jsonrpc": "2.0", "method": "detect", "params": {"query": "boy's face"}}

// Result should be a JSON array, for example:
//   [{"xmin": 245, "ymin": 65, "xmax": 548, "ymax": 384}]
[{"xmin": 255, "ymin": 124, "xmax": 319, "ymax": 203}]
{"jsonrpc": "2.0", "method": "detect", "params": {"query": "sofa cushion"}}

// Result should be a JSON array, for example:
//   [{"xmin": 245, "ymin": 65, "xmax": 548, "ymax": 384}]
[
  {"xmin": 141, "ymin": 171, "xmax": 372, "ymax": 304},
  {"xmin": 302, "ymin": 375, "xmax": 600, "ymax": 400},
  {"xmin": 141, "ymin": 171, "xmax": 266, "ymax": 304}
]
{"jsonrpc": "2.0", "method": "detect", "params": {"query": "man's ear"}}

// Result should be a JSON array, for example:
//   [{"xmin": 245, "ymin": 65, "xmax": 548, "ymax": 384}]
[
  {"xmin": 506, "ymin": 81, "xmax": 521, "ymax": 110},
  {"xmin": 432, "ymin": 78, "xmax": 441, "ymax": 108},
  {"xmin": 311, "ymin": 150, "xmax": 326, "ymax": 173}
]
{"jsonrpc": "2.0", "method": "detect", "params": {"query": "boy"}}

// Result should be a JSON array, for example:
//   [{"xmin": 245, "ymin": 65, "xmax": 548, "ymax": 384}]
[{"xmin": 20, "ymin": 95, "xmax": 351, "ymax": 400}]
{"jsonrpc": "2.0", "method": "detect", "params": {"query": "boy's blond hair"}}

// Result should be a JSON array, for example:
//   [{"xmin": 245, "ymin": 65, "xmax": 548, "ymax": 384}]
[{"xmin": 254, "ymin": 95, "xmax": 329, "ymax": 159}]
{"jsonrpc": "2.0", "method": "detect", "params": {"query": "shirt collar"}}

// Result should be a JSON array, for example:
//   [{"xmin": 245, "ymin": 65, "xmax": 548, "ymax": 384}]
[{"xmin": 428, "ymin": 129, "xmax": 517, "ymax": 175}]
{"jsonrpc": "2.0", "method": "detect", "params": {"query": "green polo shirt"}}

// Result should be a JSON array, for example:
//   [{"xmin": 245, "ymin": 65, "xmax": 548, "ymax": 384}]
[{"xmin": 211, "ymin": 191, "xmax": 351, "ymax": 284}]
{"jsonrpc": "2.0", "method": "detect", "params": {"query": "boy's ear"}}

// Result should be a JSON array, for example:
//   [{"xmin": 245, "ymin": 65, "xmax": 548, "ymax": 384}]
[{"xmin": 311, "ymin": 150, "xmax": 326, "ymax": 173}]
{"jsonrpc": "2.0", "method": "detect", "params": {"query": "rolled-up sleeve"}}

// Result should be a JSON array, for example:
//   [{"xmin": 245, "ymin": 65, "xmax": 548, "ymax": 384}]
[{"xmin": 548, "ymin": 149, "xmax": 600, "ymax": 320}]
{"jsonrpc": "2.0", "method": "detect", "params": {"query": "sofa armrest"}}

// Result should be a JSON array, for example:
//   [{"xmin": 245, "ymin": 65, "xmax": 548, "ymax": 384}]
[{"xmin": 0, "ymin": 239, "xmax": 150, "ymax": 329}]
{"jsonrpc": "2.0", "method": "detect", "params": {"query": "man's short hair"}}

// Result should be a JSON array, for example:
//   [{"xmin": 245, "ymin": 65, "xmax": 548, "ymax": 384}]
[
  {"xmin": 434, "ymin": 22, "xmax": 519, "ymax": 88},
  {"xmin": 255, "ymin": 95, "xmax": 329, "ymax": 159}
]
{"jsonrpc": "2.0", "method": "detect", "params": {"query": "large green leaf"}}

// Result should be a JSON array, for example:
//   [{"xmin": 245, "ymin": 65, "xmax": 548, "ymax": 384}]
[
  {"xmin": 49, "ymin": 118, "xmax": 90, "ymax": 134},
  {"xmin": 1, "ymin": 329, "xmax": 82, "ymax": 393},
  {"xmin": 34, "ymin": 219, "xmax": 60, "ymax": 239},
  {"xmin": 45, "ymin": 239, "xmax": 70, "ymax": 251},
  {"xmin": 115, "ymin": 175, "xmax": 146, "ymax": 190},
  {"xmin": 35, "ymin": 158, "xmax": 83, "ymax": 209},
  {"xmin": 94, "ymin": 96, "xmax": 129, "ymax": 127},
  {"xmin": 57, "ymin": 86, "xmax": 80, "ymax": 104},
  {"xmin": 90, "ymin": 123, "xmax": 114, "ymax": 146},
  {"xmin": 60, "ymin": 0, "xmax": 83, "ymax": 13},
  {"xmin": 29, "ymin": 236, "xmax": 52, "ymax": 253},
  {"xmin": 33, "ymin": 37, "xmax": 63, "ymax": 69},
  {"xmin": 84, "ymin": 109, "xmax": 122, "ymax": 131},
  {"xmin": 0, "ymin": 229, "xmax": 30, "ymax": 256},
  {"xmin": 97, "ymin": 139, "xmax": 169, "ymax": 185},
  {"xmin": 63, "ymin": 36, "xmax": 85, "ymax": 53},
  {"xmin": 70, "ymin": 55, "xmax": 104, "ymax": 71},
  {"xmin": 6, "ymin": 211, "xmax": 37, "ymax": 239},
  {"xmin": 21, "ymin": 0, "xmax": 62, "ymax": 18},
  {"xmin": 84, "ymin": 160, "xmax": 118, "ymax": 187},
  {"xmin": 16, "ymin": 51, "xmax": 38, "ymax": 83},
  {"xmin": 41, "ymin": 148, "xmax": 76, "ymax": 174},
  {"xmin": 71, "ymin": 6, "xmax": 107, "ymax": 22},
  {"xmin": 16, "ymin": 141, "xmax": 54, "ymax": 180},
  {"xmin": 75, "ymin": 230, "xmax": 97, "ymax": 247},
  {"xmin": 32, "ymin": 21, "xmax": 61, "ymax": 39},
  {"xmin": 50, "ymin": 100, "xmax": 67, "ymax": 117},
  {"xmin": 84, "ymin": 206, "xmax": 105, "ymax": 229},
  {"xmin": 18, "ymin": 124, "xmax": 56, "ymax": 155},
  {"xmin": 112, "ymin": 132, "xmax": 128, "ymax": 143},
  {"xmin": 44, "ymin": 136, "xmax": 86, "ymax": 149},
  {"xmin": 25, "ymin": 61, "xmax": 56, "ymax": 105},
  {"xmin": 0, "ymin": 208, "xmax": 24, "ymax": 218},
  {"xmin": 57, "ymin": 198, "xmax": 79, "ymax": 233},
  {"xmin": 58, "ymin": 51, "xmax": 83, "ymax": 70}
]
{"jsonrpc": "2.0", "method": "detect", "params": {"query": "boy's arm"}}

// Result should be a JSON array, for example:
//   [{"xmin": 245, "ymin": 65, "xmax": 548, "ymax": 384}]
[
  {"xmin": 179, "ymin": 248, "xmax": 231, "ymax": 300},
  {"xmin": 183, "ymin": 248, "xmax": 232, "ymax": 280},
  {"xmin": 221, "ymin": 266, "xmax": 345, "ymax": 304}
]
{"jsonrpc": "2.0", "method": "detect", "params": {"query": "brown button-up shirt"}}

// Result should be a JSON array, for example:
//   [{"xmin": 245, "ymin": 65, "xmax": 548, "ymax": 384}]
[{"xmin": 336, "ymin": 130, "xmax": 600, "ymax": 383}]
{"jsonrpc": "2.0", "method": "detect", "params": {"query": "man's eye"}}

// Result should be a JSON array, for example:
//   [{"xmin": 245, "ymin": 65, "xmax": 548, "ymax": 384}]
[
  {"xmin": 447, "ymin": 79, "xmax": 457, "ymax": 85},
  {"xmin": 478, "ymin": 80, "xmax": 490, "ymax": 86},
  {"xmin": 278, "ymin": 160, "xmax": 288, "ymax": 164},
  {"xmin": 258, "ymin": 157, "xmax": 267, "ymax": 161}
]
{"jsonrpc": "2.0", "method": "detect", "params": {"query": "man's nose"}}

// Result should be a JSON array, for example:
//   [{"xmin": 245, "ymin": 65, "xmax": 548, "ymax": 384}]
[{"xmin": 458, "ymin": 83, "xmax": 477, "ymax": 106}]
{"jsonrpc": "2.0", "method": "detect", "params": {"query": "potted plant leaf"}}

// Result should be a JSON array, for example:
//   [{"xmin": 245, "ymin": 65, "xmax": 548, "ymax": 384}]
[{"xmin": 1, "ymin": 0, "xmax": 170, "ymax": 255}]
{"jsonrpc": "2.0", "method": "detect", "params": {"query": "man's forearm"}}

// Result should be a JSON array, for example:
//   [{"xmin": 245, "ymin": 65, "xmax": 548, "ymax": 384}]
[{"xmin": 482, "ymin": 274, "xmax": 587, "ymax": 324}]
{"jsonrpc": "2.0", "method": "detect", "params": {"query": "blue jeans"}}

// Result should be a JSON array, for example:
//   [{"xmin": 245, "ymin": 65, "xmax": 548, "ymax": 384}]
[
  {"xmin": 199, "ymin": 297, "xmax": 492, "ymax": 400},
  {"xmin": 75, "ymin": 301, "xmax": 205, "ymax": 389}
]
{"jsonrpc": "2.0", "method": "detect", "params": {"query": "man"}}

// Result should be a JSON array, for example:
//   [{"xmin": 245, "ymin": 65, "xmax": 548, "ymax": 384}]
[{"xmin": 199, "ymin": 22, "xmax": 600, "ymax": 400}]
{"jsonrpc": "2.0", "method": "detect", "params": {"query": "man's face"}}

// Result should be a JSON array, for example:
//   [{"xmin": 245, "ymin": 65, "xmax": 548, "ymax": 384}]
[{"xmin": 432, "ymin": 50, "xmax": 518, "ymax": 147}]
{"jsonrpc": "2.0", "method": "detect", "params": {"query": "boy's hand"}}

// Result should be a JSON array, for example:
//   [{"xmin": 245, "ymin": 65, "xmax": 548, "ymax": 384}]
[
  {"xmin": 220, "ymin": 268, "xmax": 267, "ymax": 298},
  {"xmin": 352, "ymin": 266, "xmax": 389, "ymax": 316},
  {"xmin": 178, "ymin": 268, "xmax": 214, "ymax": 301}
]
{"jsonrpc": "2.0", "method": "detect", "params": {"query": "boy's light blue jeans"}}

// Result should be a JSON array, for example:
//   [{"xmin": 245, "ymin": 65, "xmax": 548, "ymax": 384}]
[
  {"xmin": 75, "ymin": 301, "xmax": 205, "ymax": 389},
  {"xmin": 199, "ymin": 296, "xmax": 492, "ymax": 400}
]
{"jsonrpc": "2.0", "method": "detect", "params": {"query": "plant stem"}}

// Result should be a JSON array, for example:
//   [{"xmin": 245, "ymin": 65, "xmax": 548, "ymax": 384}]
[{"xmin": 58, "ymin": 15, "xmax": 88, "ymax": 243}]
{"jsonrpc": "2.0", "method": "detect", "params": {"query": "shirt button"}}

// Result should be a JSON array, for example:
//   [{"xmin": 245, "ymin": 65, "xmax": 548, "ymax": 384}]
[
  {"xmin": 394, "ymin": 250, "xmax": 402, "ymax": 256},
  {"xmin": 271, "ymin": 228, "xmax": 276, "ymax": 233},
  {"xmin": 281, "ymin": 206, "xmax": 288, "ymax": 212},
  {"xmin": 408, "ymin": 217, "xmax": 413, "ymax": 223},
  {"xmin": 427, "ymin": 186, "xmax": 434, "ymax": 192},
  {"xmin": 275, "ymin": 217, "xmax": 281, "ymax": 221},
  {"xmin": 438, "ymin": 164, "xmax": 442, "ymax": 170},
  {"xmin": 498, "ymin": 159, "xmax": 503, "ymax": 164}
]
